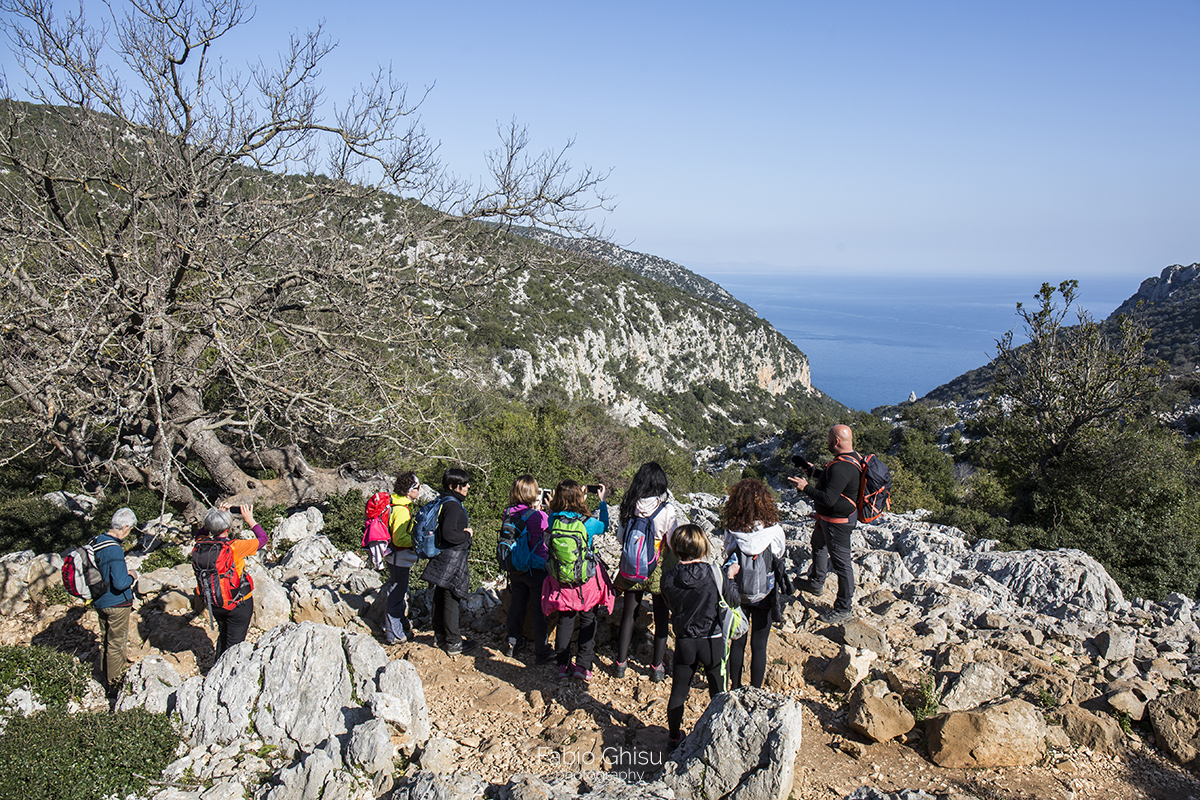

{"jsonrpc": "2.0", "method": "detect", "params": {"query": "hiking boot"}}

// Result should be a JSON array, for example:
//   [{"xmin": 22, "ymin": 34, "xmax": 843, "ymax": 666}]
[
  {"xmin": 796, "ymin": 580, "xmax": 821, "ymax": 596},
  {"xmin": 534, "ymin": 649, "xmax": 554, "ymax": 666},
  {"xmin": 445, "ymin": 639, "xmax": 477, "ymax": 657},
  {"xmin": 502, "ymin": 636, "xmax": 517, "ymax": 658},
  {"xmin": 572, "ymin": 664, "xmax": 593, "ymax": 681},
  {"xmin": 614, "ymin": 660, "xmax": 628, "ymax": 679},
  {"xmin": 668, "ymin": 732, "xmax": 683, "ymax": 750},
  {"xmin": 650, "ymin": 663, "xmax": 666, "ymax": 683},
  {"xmin": 557, "ymin": 664, "xmax": 571, "ymax": 680},
  {"xmin": 819, "ymin": 608, "xmax": 854, "ymax": 624}
]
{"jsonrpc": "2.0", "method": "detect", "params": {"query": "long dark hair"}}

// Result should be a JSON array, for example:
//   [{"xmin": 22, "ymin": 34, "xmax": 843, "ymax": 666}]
[{"xmin": 619, "ymin": 461, "xmax": 667, "ymax": 527}]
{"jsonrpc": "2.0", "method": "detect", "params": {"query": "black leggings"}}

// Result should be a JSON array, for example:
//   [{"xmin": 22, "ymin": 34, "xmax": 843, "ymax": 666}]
[
  {"xmin": 213, "ymin": 598, "xmax": 254, "ymax": 660},
  {"xmin": 617, "ymin": 590, "xmax": 670, "ymax": 667},
  {"xmin": 728, "ymin": 600, "xmax": 772, "ymax": 689},
  {"xmin": 668, "ymin": 637, "xmax": 724, "ymax": 738}
]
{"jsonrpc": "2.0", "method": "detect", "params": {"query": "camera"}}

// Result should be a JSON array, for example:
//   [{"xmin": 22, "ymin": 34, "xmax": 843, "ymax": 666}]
[
  {"xmin": 585, "ymin": 484, "xmax": 602, "ymax": 494},
  {"xmin": 228, "ymin": 505, "xmax": 242, "ymax": 515},
  {"xmin": 790, "ymin": 455, "xmax": 814, "ymax": 477}
]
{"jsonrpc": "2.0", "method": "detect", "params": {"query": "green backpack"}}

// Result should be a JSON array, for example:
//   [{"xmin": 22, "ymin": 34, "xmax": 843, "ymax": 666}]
[{"xmin": 546, "ymin": 512, "xmax": 595, "ymax": 586}]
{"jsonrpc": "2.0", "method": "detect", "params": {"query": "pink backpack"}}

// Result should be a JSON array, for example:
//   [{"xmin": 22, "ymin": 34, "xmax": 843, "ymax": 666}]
[{"xmin": 361, "ymin": 491, "xmax": 392, "ymax": 547}]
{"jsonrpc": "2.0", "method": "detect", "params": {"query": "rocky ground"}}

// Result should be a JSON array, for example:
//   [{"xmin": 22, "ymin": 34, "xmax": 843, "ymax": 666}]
[{"xmin": 5, "ymin": 489, "xmax": 1200, "ymax": 799}]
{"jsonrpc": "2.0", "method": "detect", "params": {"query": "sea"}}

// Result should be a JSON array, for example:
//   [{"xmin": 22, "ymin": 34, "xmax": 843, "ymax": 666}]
[{"xmin": 694, "ymin": 270, "xmax": 1139, "ymax": 411}]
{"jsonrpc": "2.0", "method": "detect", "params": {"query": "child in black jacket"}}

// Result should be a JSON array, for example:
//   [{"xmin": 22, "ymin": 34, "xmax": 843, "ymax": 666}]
[{"xmin": 660, "ymin": 523, "xmax": 740, "ymax": 750}]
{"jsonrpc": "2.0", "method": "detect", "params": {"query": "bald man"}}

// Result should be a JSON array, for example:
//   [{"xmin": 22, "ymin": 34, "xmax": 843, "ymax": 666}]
[{"xmin": 787, "ymin": 424, "xmax": 861, "ymax": 624}]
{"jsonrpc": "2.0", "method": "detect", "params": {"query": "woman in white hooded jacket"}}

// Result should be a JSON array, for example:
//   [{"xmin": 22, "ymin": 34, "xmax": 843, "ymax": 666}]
[
  {"xmin": 721, "ymin": 478, "xmax": 787, "ymax": 689},
  {"xmin": 613, "ymin": 461, "xmax": 679, "ymax": 681}
]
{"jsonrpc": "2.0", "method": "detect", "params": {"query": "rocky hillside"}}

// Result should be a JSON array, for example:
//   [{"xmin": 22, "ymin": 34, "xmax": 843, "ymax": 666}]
[
  {"xmin": 5, "ymin": 484, "xmax": 1200, "ymax": 799},
  {"xmin": 516, "ymin": 227, "xmax": 755, "ymax": 316},
  {"xmin": 470, "ymin": 240, "xmax": 838, "ymax": 443}
]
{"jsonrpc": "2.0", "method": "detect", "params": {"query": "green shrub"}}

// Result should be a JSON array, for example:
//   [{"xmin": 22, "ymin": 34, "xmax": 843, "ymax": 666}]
[
  {"xmin": 0, "ymin": 707, "xmax": 180, "ymax": 800},
  {"xmin": 322, "ymin": 491, "xmax": 365, "ymax": 552},
  {"xmin": 0, "ymin": 645, "xmax": 89, "ymax": 707},
  {"xmin": 0, "ymin": 497, "xmax": 90, "ymax": 555},
  {"xmin": 138, "ymin": 545, "xmax": 189, "ymax": 573}
]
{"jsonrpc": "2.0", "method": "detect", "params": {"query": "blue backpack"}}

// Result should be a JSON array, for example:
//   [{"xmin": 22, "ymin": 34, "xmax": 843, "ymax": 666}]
[
  {"xmin": 412, "ymin": 495, "xmax": 459, "ymax": 558},
  {"xmin": 497, "ymin": 508, "xmax": 540, "ymax": 573},
  {"xmin": 618, "ymin": 503, "xmax": 666, "ymax": 582}
]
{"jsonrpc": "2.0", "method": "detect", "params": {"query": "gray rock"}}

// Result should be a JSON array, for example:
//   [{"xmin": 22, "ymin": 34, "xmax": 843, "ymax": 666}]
[
  {"xmin": 1105, "ymin": 678, "xmax": 1158, "ymax": 722},
  {"xmin": 663, "ymin": 687, "xmax": 803, "ymax": 800},
  {"xmin": 0, "ymin": 550, "xmax": 34, "ymax": 615},
  {"xmin": 24, "ymin": 554, "xmax": 62, "ymax": 605},
  {"xmin": 278, "ymin": 535, "xmax": 339, "ymax": 573},
  {"xmin": 397, "ymin": 771, "xmax": 489, "ymax": 800},
  {"xmin": 842, "ymin": 618, "xmax": 892, "ymax": 659},
  {"xmin": 42, "ymin": 490, "xmax": 97, "ymax": 517},
  {"xmin": 960, "ymin": 548, "xmax": 1123, "ymax": 619},
  {"xmin": 927, "ymin": 698, "xmax": 1047, "ymax": 768},
  {"xmin": 116, "ymin": 655, "xmax": 182, "ymax": 714},
  {"xmin": 1149, "ymin": 690, "xmax": 1200, "ymax": 766},
  {"xmin": 178, "ymin": 621, "xmax": 373, "ymax": 759},
  {"xmin": 371, "ymin": 659, "xmax": 431, "ymax": 742},
  {"xmin": 847, "ymin": 680, "xmax": 915, "ymax": 743},
  {"xmin": 939, "ymin": 662, "xmax": 1007, "ymax": 712},
  {"xmin": 348, "ymin": 718, "xmax": 394, "ymax": 776},
  {"xmin": 498, "ymin": 773, "xmax": 674, "ymax": 800},
  {"xmin": 824, "ymin": 646, "xmax": 876, "ymax": 691},
  {"xmin": 249, "ymin": 567, "xmax": 292, "ymax": 631},
  {"xmin": 1094, "ymin": 628, "xmax": 1137, "ymax": 661},
  {"xmin": 273, "ymin": 506, "xmax": 325, "ymax": 547},
  {"xmin": 845, "ymin": 790, "xmax": 941, "ymax": 800},
  {"xmin": 1057, "ymin": 704, "xmax": 1123, "ymax": 755},
  {"xmin": 417, "ymin": 736, "xmax": 458, "ymax": 774},
  {"xmin": 259, "ymin": 735, "xmax": 373, "ymax": 800}
]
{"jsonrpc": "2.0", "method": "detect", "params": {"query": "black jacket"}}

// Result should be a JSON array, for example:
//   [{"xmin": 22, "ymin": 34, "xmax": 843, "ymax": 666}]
[
  {"xmin": 420, "ymin": 493, "xmax": 472, "ymax": 599},
  {"xmin": 804, "ymin": 451, "xmax": 862, "ymax": 521},
  {"xmin": 661, "ymin": 560, "xmax": 740, "ymax": 639}
]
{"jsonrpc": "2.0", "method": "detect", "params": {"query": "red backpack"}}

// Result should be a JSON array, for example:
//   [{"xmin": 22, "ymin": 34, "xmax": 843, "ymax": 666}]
[
  {"xmin": 361, "ymin": 491, "xmax": 393, "ymax": 547},
  {"xmin": 192, "ymin": 539, "xmax": 251, "ymax": 611}
]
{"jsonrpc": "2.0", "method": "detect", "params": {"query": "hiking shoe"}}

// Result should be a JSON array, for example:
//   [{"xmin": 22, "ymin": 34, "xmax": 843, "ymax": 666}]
[
  {"xmin": 572, "ymin": 665, "xmax": 593, "ymax": 681},
  {"xmin": 445, "ymin": 639, "xmax": 477, "ymax": 657},
  {"xmin": 668, "ymin": 732, "xmax": 683, "ymax": 750},
  {"xmin": 502, "ymin": 637, "xmax": 517, "ymax": 658},
  {"xmin": 557, "ymin": 664, "xmax": 571, "ymax": 679},
  {"xmin": 819, "ymin": 608, "xmax": 854, "ymax": 624},
  {"xmin": 650, "ymin": 663, "xmax": 666, "ymax": 683},
  {"xmin": 796, "ymin": 580, "xmax": 821, "ymax": 596},
  {"xmin": 614, "ymin": 660, "xmax": 628, "ymax": 679}
]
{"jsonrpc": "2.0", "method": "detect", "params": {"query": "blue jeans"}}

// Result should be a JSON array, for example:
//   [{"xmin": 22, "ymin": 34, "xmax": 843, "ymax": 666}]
[{"xmin": 384, "ymin": 563, "xmax": 413, "ymax": 642}]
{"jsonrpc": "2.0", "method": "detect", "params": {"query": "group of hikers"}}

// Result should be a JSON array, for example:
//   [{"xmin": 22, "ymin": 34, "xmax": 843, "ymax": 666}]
[
  {"xmin": 80, "ymin": 422, "xmax": 875, "ymax": 749},
  {"xmin": 371, "ymin": 423, "xmax": 870, "ymax": 748}
]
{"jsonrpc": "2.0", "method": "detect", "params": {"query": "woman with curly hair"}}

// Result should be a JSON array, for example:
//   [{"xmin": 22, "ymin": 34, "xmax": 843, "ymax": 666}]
[{"xmin": 721, "ymin": 478, "xmax": 786, "ymax": 689}]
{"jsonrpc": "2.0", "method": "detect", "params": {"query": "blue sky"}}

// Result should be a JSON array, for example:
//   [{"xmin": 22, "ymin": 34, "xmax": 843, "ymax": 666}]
[
  {"xmin": 222, "ymin": 0, "xmax": 1199, "ymax": 283},
  {"xmin": 4, "ymin": 1, "xmax": 1197, "ymax": 283}
]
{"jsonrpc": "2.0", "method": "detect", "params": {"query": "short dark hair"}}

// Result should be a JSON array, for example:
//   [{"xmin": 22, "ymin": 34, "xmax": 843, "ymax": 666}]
[{"xmin": 442, "ymin": 467, "xmax": 471, "ymax": 492}]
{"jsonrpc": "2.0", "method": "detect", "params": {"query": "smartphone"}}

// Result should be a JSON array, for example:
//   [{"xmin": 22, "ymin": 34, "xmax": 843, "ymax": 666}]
[
  {"xmin": 790, "ymin": 456, "xmax": 813, "ymax": 476},
  {"xmin": 585, "ymin": 484, "xmax": 601, "ymax": 494},
  {"xmin": 228, "ymin": 505, "xmax": 242, "ymax": 515},
  {"xmin": 540, "ymin": 489, "xmax": 553, "ymax": 504}
]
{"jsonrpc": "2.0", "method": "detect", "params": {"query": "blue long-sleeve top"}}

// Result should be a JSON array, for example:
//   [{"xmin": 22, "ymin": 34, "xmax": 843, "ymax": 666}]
[{"xmin": 91, "ymin": 532, "xmax": 135, "ymax": 608}]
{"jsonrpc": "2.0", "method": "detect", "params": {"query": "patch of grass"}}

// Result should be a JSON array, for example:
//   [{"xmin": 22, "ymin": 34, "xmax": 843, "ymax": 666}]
[
  {"xmin": 0, "ymin": 645, "xmax": 89, "ymax": 707},
  {"xmin": 39, "ymin": 583, "xmax": 70, "ymax": 607},
  {"xmin": 1111, "ymin": 709, "xmax": 1132, "ymax": 736},
  {"xmin": 0, "ymin": 707, "xmax": 181, "ymax": 800},
  {"xmin": 1036, "ymin": 686, "xmax": 1057, "ymax": 709}
]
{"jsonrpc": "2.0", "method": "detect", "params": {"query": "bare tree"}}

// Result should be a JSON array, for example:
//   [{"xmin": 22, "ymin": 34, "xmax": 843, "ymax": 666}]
[{"xmin": 0, "ymin": 0, "xmax": 611, "ymax": 518}]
